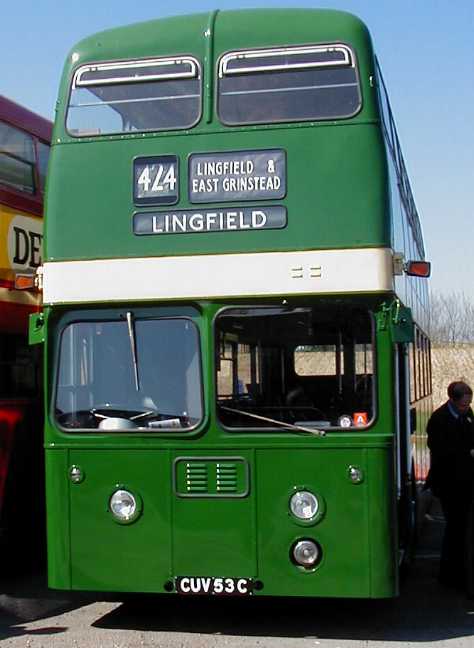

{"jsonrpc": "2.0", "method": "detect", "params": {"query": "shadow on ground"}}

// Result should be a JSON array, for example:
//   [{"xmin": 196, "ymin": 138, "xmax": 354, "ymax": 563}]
[
  {"xmin": 93, "ymin": 503, "xmax": 474, "ymax": 643},
  {"xmin": 0, "ymin": 569, "xmax": 91, "ymax": 639}
]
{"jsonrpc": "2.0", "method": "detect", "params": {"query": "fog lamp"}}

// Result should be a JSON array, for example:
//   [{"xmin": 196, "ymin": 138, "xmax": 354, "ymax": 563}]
[
  {"xmin": 292, "ymin": 539, "xmax": 320, "ymax": 567},
  {"xmin": 290, "ymin": 490, "xmax": 319, "ymax": 520},
  {"xmin": 109, "ymin": 489, "xmax": 139, "ymax": 523}
]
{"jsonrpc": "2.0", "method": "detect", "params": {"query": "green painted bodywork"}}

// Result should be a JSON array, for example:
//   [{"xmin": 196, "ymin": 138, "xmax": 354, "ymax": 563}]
[
  {"xmin": 44, "ymin": 299, "xmax": 398, "ymax": 598},
  {"xmin": 42, "ymin": 9, "xmax": 428, "ymax": 598},
  {"xmin": 46, "ymin": 125, "xmax": 387, "ymax": 261},
  {"xmin": 29, "ymin": 312, "xmax": 45, "ymax": 344},
  {"xmin": 46, "ymin": 8, "xmax": 386, "ymax": 262}
]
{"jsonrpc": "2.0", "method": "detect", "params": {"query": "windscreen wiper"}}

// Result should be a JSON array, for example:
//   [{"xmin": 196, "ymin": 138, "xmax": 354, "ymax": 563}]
[
  {"xmin": 126, "ymin": 311, "xmax": 140, "ymax": 391},
  {"xmin": 218, "ymin": 405, "xmax": 326, "ymax": 437}
]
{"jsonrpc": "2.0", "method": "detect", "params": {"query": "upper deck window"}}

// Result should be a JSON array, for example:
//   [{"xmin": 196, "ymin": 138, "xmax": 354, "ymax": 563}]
[
  {"xmin": 0, "ymin": 121, "xmax": 35, "ymax": 193},
  {"xmin": 217, "ymin": 44, "xmax": 361, "ymax": 126},
  {"xmin": 66, "ymin": 56, "xmax": 201, "ymax": 137},
  {"xmin": 37, "ymin": 141, "xmax": 50, "ymax": 193}
]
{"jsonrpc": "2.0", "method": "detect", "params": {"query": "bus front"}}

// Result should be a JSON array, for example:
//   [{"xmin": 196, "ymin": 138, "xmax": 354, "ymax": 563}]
[{"xmin": 41, "ymin": 9, "xmax": 426, "ymax": 598}]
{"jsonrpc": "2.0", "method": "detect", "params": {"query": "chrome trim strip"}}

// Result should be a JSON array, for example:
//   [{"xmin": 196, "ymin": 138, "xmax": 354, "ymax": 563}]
[
  {"xmin": 74, "ymin": 57, "xmax": 199, "ymax": 87},
  {"xmin": 219, "ymin": 44, "xmax": 352, "ymax": 78}
]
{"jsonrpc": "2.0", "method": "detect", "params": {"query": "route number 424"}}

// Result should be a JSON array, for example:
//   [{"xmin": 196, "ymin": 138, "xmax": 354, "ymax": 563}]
[
  {"xmin": 137, "ymin": 164, "xmax": 177, "ymax": 194},
  {"xmin": 133, "ymin": 155, "xmax": 179, "ymax": 204}
]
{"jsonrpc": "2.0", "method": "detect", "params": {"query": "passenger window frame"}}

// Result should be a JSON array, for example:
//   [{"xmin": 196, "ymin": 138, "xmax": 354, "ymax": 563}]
[
  {"xmin": 0, "ymin": 120, "xmax": 36, "ymax": 194},
  {"xmin": 216, "ymin": 42, "xmax": 362, "ymax": 127},
  {"xmin": 65, "ymin": 55, "xmax": 203, "ymax": 138}
]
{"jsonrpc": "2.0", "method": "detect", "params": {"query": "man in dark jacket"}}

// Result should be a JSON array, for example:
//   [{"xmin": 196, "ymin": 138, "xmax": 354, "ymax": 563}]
[{"xmin": 427, "ymin": 381, "xmax": 474, "ymax": 587}]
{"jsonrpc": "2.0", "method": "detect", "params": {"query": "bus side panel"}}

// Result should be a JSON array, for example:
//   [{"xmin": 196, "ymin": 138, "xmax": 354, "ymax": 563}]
[
  {"xmin": 367, "ymin": 446, "xmax": 397, "ymax": 597},
  {"xmin": 46, "ymin": 448, "xmax": 71, "ymax": 589},
  {"xmin": 256, "ymin": 448, "xmax": 374, "ymax": 598},
  {"xmin": 67, "ymin": 449, "xmax": 172, "ymax": 592}
]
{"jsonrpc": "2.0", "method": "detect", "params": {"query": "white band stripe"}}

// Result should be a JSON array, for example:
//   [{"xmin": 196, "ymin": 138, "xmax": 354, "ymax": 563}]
[{"xmin": 42, "ymin": 248, "xmax": 394, "ymax": 305}]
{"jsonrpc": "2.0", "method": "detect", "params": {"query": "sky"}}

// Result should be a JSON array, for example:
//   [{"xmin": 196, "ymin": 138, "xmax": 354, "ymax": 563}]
[{"xmin": 1, "ymin": 1, "xmax": 473, "ymax": 299}]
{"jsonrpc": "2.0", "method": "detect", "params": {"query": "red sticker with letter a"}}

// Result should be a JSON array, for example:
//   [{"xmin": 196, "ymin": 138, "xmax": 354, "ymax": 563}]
[{"xmin": 353, "ymin": 412, "xmax": 368, "ymax": 427}]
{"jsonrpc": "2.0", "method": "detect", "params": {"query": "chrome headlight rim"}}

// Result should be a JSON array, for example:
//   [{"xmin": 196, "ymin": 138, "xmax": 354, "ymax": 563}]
[
  {"xmin": 108, "ymin": 487, "xmax": 143, "ymax": 525},
  {"xmin": 289, "ymin": 487, "xmax": 325, "ymax": 526},
  {"xmin": 290, "ymin": 538, "xmax": 322, "ymax": 570}
]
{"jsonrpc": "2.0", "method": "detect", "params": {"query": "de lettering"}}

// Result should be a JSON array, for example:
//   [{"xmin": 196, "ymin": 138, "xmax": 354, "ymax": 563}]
[{"xmin": 13, "ymin": 226, "xmax": 42, "ymax": 269}]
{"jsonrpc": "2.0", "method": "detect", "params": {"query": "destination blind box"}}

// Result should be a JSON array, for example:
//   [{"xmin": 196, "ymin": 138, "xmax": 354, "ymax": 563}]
[
  {"xmin": 133, "ymin": 206, "xmax": 287, "ymax": 235},
  {"xmin": 133, "ymin": 148, "xmax": 287, "ymax": 234},
  {"xmin": 132, "ymin": 149, "xmax": 286, "ymax": 207},
  {"xmin": 188, "ymin": 149, "xmax": 286, "ymax": 203}
]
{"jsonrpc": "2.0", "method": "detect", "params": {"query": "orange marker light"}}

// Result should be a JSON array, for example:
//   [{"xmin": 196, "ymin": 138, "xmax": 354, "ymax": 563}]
[{"xmin": 14, "ymin": 274, "xmax": 36, "ymax": 291}]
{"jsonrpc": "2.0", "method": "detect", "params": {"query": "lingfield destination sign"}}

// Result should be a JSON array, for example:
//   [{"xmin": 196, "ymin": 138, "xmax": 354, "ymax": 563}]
[
  {"xmin": 188, "ymin": 149, "xmax": 286, "ymax": 203},
  {"xmin": 133, "ymin": 206, "xmax": 287, "ymax": 236}
]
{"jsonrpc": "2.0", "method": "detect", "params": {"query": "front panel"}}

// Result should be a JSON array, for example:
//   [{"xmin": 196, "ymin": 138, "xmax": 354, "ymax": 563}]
[
  {"xmin": 69, "ymin": 449, "xmax": 171, "ymax": 592},
  {"xmin": 47, "ymin": 444, "xmax": 395, "ymax": 597}
]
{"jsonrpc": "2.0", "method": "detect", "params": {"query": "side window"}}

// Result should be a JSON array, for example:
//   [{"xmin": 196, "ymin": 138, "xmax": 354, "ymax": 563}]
[
  {"xmin": 416, "ymin": 328, "xmax": 423, "ymax": 398},
  {"xmin": 408, "ymin": 341, "xmax": 416, "ymax": 404},
  {"xmin": 427, "ymin": 337, "xmax": 432, "ymax": 395},
  {"xmin": 375, "ymin": 59, "xmax": 395, "ymax": 155},
  {"xmin": 0, "ymin": 121, "xmax": 35, "ymax": 193},
  {"xmin": 422, "ymin": 332, "xmax": 432, "ymax": 397},
  {"xmin": 376, "ymin": 58, "xmax": 425, "ymax": 262},
  {"xmin": 37, "ymin": 140, "xmax": 50, "ymax": 192},
  {"xmin": 409, "ymin": 329, "xmax": 431, "ymax": 402}
]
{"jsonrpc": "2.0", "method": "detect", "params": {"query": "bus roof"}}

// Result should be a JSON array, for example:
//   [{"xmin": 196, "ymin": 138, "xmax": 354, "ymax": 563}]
[
  {"xmin": 61, "ymin": 8, "xmax": 372, "ymax": 79},
  {"xmin": 0, "ymin": 95, "xmax": 52, "ymax": 142}
]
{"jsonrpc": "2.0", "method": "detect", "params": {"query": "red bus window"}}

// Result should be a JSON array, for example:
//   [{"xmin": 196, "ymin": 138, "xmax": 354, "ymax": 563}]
[{"xmin": 0, "ymin": 121, "xmax": 36, "ymax": 194}]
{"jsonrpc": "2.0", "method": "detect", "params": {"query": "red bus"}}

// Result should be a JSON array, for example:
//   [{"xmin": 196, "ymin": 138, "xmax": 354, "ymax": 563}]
[{"xmin": 0, "ymin": 95, "xmax": 51, "ymax": 568}]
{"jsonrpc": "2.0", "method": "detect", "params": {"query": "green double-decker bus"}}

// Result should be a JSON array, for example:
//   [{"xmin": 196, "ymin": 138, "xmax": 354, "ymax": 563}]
[{"xmin": 36, "ymin": 9, "xmax": 432, "ymax": 598}]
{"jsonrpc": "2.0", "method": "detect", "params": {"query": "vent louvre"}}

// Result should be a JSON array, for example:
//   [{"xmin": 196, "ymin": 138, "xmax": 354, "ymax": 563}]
[
  {"xmin": 175, "ymin": 457, "xmax": 249, "ymax": 498},
  {"xmin": 216, "ymin": 462, "xmax": 238, "ymax": 492},
  {"xmin": 185, "ymin": 463, "xmax": 209, "ymax": 493}
]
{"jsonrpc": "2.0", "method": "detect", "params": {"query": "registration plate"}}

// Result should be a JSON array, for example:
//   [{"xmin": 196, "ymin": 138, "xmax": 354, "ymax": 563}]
[{"xmin": 175, "ymin": 576, "xmax": 253, "ymax": 596}]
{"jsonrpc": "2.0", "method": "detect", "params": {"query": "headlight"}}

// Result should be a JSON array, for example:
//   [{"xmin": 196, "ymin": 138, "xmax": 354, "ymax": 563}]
[
  {"xmin": 109, "ymin": 489, "xmax": 139, "ymax": 523},
  {"xmin": 292, "ymin": 539, "xmax": 320, "ymax": 567},
  {"xmin": 290, "ymin": 490, "xmax": 319, "ymax": 520}
]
